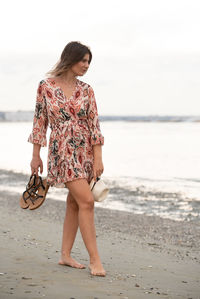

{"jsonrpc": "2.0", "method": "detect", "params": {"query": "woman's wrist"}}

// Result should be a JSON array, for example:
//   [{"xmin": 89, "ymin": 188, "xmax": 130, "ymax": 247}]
[
  {"xmin": 32, "ymin": 144, "xmax": 41, "ymax": 158},
  {"xmin": 93, "ymin": 144, "xmax": 102, "ymax": 158},
  {"xmin": 32, "ymin": 154, "xmax": 40, "ymax": 159}
]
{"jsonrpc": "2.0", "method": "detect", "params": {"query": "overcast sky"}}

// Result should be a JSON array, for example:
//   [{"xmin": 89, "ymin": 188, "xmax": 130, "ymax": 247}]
[{"xmin": 0, "ymin": 0, "xmax": 200, "ymax": 115}]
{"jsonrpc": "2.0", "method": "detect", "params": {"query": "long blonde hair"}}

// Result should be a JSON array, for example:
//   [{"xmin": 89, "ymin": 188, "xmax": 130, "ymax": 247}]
[{"xmin": 45, "ymin": 41, "xmax": 92, "ymax": 78}]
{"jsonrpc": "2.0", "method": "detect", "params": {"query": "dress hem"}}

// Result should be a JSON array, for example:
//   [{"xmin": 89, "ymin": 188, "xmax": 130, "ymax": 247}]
[{"xmin": 47, "ymin": 175, "xmax": 91, "ymax": 188}]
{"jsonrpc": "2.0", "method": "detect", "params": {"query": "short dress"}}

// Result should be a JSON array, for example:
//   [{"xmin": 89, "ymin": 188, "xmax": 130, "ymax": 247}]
[{"xmin": 27, "ymin": 77, "xmax": 104, "ymax": 188}]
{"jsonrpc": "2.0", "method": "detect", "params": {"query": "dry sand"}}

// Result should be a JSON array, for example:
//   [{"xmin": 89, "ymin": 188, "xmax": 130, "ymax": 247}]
[{"xmin": 0, "ymin": 179, "xmax": 200, "ymax": 299}]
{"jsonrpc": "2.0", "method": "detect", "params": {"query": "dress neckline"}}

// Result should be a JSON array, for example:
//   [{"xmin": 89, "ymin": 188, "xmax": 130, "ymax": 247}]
[{"xmin": 46, "ymin": 77, "xmax": 79, "ymax": 101}]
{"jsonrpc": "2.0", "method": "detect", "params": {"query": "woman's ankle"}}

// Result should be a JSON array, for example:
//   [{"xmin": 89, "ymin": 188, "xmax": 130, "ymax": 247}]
[
  {"xmin": 90, "ymin": 254, "xmax": 101, "ymax": 263},
  {"xmin": 61, "ymin": 250, "xmax": 71, "ymax": 258}
]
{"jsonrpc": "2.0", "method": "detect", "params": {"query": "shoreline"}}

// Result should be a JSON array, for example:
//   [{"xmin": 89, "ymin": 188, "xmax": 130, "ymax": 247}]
[
  {"xmin": 0, "ymin": 168, "xmax": 200, "ymax": 223},
  {"xmin": 0, "ymin": 187, "xmax": 200, "ymax": 298}
]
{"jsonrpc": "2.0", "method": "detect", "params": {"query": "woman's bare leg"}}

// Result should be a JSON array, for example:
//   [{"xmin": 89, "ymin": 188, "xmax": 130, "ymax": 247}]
[
  {"xmin": 65, "ymin": 178, "xmax": 106, "ymax": 276},
  {"xmin": 58, "ymin": 191, "xmax": 86, "ymax": 269}
]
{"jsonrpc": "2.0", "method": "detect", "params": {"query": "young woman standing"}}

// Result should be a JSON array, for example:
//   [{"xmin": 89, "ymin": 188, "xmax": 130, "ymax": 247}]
[{"xmin": 28, "ymin": 41, "xmax": 106, "ymax": 276}]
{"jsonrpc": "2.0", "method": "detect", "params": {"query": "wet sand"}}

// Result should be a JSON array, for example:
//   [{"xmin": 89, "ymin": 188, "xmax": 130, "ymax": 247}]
[{"xmin": 0, "ymin": 176, "xmax": 200, "ymax": 298}]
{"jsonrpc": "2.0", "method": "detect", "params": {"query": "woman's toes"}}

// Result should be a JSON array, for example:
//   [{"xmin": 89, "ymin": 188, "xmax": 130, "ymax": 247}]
[
  {"xmin": 91, "ymin": 270, "xmax": 106, "ymax": 276},
  {"xmin": 88, "ymin": 264, "xmax": 106, "ymax": 276},
  {"xmin": 96, "ymin": 271, "xmax": 106, "ymax": 276},
  {"xmin": 58, "ymin": 257, "xmax": 86, "ymax": 269},
  {"xmin": 78, "ymin": 263, "xmax": 86, "ymax": 269}
]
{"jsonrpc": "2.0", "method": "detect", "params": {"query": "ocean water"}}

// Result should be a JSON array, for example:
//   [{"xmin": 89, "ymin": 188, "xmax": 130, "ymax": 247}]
[{"xmin": 0, "ymin": 121, "xmax": 200, "ymax": 222}]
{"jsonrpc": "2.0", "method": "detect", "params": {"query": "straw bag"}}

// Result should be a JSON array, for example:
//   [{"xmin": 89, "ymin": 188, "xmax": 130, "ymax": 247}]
[
  {"xmin": 19, "ymin": 174, "xmax": 50, "ymax": 210},
  {"xmin": 89, "ymin": 177, "xmax": 109, "ymax": 202}
]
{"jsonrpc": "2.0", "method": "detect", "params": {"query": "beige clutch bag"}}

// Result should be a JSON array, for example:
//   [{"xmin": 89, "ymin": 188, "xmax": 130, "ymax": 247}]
[{"xmin": 89, "ymin": 177, "xmax": 109, "ymax": 202}]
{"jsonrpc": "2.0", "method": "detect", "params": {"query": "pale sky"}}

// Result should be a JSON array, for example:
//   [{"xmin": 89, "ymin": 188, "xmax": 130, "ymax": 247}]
[{"xmin": 0, "ymin": 0, "xmax": 200, "ymax": 115}]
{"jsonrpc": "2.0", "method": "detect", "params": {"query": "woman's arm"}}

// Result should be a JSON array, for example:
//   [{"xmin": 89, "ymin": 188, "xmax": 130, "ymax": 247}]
[
  {"xmin": 33, "ymin": 143, "xmax": 41, "ymax": 158},
  {"xmin": 93, "ymin": 144, "xmax": 104, "ymax": 181},
  {"xmin": 30, "ymin": 144, "xmax": 44, "ymax": 176},
  {"xmin": 28, "ymin": 80, "xmax": 48, "ymax": 176},
  {"xmin": 28, "ymin": 80, "xmax": 48, "ymax": 147},
  {"xmin": 87, "ymin": 85, "xmax": 104, "ymax": 146},
  {"xmin": 87, "ymin": 85, "xmax": 105, "ymax": 181},
  {"xmin": 93, "ymin": 144, "xmax": 102, "ymax": 159}
]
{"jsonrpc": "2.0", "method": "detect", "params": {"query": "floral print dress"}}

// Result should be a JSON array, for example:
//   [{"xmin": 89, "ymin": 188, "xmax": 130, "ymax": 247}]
[{"xmin": 28, "ymin": 77, "xmax": 104, "ymax": 188}]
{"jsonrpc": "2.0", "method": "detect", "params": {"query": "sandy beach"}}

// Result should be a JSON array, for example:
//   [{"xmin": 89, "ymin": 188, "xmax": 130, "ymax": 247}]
[{"xmin": 0, "ymin": 171, "xmax": 200, "ymax": 299}]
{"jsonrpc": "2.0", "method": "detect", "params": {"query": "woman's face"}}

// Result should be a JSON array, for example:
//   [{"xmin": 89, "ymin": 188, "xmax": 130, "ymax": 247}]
[{"xmin": 71, "ymin": 53, "xmax": 90, "ymax": 76}]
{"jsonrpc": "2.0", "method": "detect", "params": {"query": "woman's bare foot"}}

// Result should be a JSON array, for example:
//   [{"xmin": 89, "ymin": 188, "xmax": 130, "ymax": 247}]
[
  {"xmin": 88, "ymin": 260, "xmax": 106, "ymax": 276},
  {"xmin": 58, "ymin": 255, "xmax": 86, "ymax": 269}
]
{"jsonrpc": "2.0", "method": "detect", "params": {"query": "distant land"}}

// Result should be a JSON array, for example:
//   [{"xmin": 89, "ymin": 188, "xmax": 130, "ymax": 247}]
[{"xmin": 0, "ymin": 111, "xmax": 200, "ymax": 122}]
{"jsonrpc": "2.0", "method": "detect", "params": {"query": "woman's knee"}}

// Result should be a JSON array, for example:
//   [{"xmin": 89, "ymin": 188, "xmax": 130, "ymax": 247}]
[{"xmin": 79, "ymin": 195, "xmax": 94, "ymax": 210}]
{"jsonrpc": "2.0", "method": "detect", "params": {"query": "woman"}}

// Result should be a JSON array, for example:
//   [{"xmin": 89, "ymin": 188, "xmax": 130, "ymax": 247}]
[{"xmin": 28, "ymin": 41, "xmax": 106, "ymax": 277}]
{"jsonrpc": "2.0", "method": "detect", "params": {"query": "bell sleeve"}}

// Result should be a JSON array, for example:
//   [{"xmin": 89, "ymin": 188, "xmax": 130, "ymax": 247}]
[
  {"xmin": 27, "ymin": 80, "xmax": 48, "ymax": 147},
  {"xmin": 87, "ymin": 85, "xmax": 104, "ymax": 146}
]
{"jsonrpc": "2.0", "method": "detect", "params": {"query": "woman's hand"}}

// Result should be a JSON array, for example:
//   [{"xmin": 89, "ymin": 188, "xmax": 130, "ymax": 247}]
[
  {"xmin": 93, "ymin": 158, "xmax": 104, "ymax": 181},
  {"xmin": 30, "ymin": 155, "xmax": 43, "ymax": 176}
]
